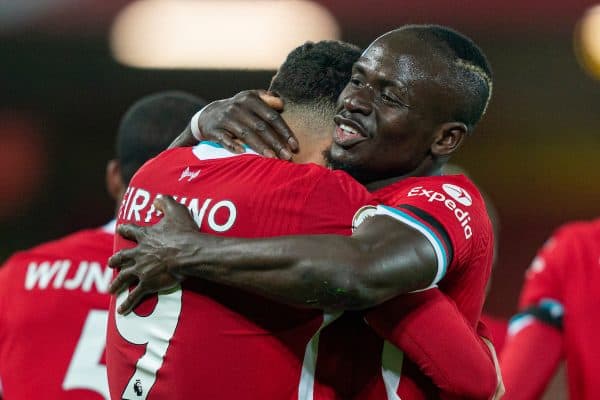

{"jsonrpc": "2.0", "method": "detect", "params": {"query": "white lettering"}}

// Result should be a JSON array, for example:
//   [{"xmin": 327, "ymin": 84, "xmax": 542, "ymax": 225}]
[
  {"xmin": 428, "ymin": 192, "xmax": 445, "ymax": 203},
  {"xmin": 52, "ymin": 260, "xmax": 72, "ymax": 288},
  {"xmin": 24, "ymin": 260, "xmax": 112, "ymax": 291},
  {"xmin": 464, "ymin": 226, "xmax": 472, "ymax": 239},
  {"xmin": 144, "ymin": 194, "xmax": 163, "ymax": 223},
  {"xmin": 455, "ymin": 208, "xmax": 469, "ymax": 222},
  {"xmin": 406, "ymin": 185, "xmax": 475, "ymax": 240},
  {"xmin": 81, "ymin": 263, "xmax": 112, "ymax": 293},
  {"xmin": 25, "ymin": 261, "xmax": 63, "ymax": 289},
  {"xmin": 445, "ymin": 199, "xmax": 456, "ymax": 210},
  {"xmin": 407, "ymin": 187, "xmax": 422, "ymax": 197},
  {"xmin": 65, "ymin": 262, "xmax": 89, "ymax": 290},
  {"xmin": 207, "ymin": 200, "xmax": 237, "ymax": 232},
  {"xmin": 127, "ymin": 189, "xmax": 151, "ymax": 222},
  {"xmin": 120, "ymin": 186, "xmax": 239, "ymax": 234},
  {"xmin": 188, "ymin": 198, "xmax": 212, "ymax": 228},
  {"xmin": 121, "ymin": 186, "xmax": 135, "ymax": 221}
]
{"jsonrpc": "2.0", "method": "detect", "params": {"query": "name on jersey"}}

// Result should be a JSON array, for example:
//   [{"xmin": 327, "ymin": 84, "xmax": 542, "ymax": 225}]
[
  {"xmin": 119, "ymin": 186, "xmax": 238, "ymax": 232},
  {"xmin": 25, "ymin": 260, "xmax": 112, "ymax": 292},
  {"xmin": 407, "ymin": 185, "xmax": 473, "ymax": 239}
]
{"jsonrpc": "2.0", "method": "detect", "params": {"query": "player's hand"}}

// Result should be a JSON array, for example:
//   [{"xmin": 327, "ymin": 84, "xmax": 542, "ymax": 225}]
[
  {"xmin": 108, "ymin": 196, "xmax": 200, "ymax": 315},
  {"xmin": 193, "ymin": 90, "xmax": 299, "ymax": 160}
]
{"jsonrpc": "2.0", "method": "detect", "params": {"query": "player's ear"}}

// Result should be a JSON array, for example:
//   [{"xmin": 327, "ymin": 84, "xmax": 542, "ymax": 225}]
[
  {"xmin": 430, "ymin": 122, "xmax": 467, "ymax": 158},
  {"xmin": 106, "ymin": 159, "xmax": 125, "ymax": 202}
]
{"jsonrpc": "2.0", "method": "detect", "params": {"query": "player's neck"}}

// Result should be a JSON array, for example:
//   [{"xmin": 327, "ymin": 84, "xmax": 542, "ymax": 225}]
[
  {"xmin": 292, "ymin": 134, "xmax": 330, "ymax": 166},
  {"xmin": 365, "ymin": 162, "xmax": 443, "ymax": 192},
  {"xmin": 282, "ymin": 112, "xmax": 330, "ymax": 166}
]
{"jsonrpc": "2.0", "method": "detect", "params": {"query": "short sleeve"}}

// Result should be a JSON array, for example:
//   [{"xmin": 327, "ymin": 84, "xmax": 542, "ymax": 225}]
[
  {"xmin": 299, "ymin": 170, "xmax": 376, "ymax": 235},
  {"xmin": 374, "ymin": 178, "xmax": 492, "ymax": 287}
]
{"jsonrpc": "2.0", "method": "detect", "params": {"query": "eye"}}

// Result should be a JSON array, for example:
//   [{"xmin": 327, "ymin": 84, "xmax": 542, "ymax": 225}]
[
  {"xmin": 382, "ymin": 93, "xmax": 401, "ymax": 105},
  {"xmin": 350, "ymin": 76, "xmax": 364, "ymax": 87},
  {"xmin": 381, "ymin": 91, "xmax": 408, "ymax": 108}
]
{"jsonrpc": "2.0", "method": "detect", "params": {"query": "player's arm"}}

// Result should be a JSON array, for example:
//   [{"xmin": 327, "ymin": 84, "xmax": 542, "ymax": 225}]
[
  {"xmin": 109, "ymin": 196, "xmax": 440, "ymax": 314},
  {"xmin": 371, "ymin": 290, "xmax": 500, "ymax": 400},
  {"xmin": 500, "ymin": 317, "xmax": 562, "ymax": 400},
  {"xmin": 499, "ymin": 230, "xmax": 569, "ymax": 400}
]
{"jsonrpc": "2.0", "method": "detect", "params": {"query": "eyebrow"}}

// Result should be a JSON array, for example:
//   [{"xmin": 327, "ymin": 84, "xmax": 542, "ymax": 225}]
[{"xmin": 353, "ymin": 61, "xmax": 409, "ymax": 93}]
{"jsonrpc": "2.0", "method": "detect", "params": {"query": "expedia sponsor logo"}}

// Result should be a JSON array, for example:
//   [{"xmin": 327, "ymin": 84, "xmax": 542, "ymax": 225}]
[
  {"xmin": 442, "ymin": 183, "xmax": 472, "ymax": 206},
  {"xmin": 407, "ymin": 185, "xmax": 473, "ymax": 239},
  {"xmin": 352, "ymin": 205, "xmax": 377, "ymax": 232}
]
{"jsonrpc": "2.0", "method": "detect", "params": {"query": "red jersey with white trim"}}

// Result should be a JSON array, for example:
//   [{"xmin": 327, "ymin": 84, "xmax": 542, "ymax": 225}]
[
  {"xmin": 350, "ymin": 174, "xmax": 494, "ymax": 399},
  {"xmin": 106, "ymin": 142, "xmax": 375, "ymax": 400},
  {"xmin": 0, "ymin": 224, "xmax": 114, "ymax": 400},
  {"xmin": 502, "ymin": 219, "xmax": 600, "ymax": 400}
]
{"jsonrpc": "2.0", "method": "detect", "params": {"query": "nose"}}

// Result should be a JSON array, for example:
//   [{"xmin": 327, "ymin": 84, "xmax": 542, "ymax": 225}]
[{"xmin": 343, "ymin": 87, "xmax": 373, "ymax": 115}]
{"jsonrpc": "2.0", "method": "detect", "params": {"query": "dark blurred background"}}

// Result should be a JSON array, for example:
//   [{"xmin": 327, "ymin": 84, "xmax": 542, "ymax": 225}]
[{"xmin": 1, "ymin": 0, "xmax": 598, "ymax": 335}]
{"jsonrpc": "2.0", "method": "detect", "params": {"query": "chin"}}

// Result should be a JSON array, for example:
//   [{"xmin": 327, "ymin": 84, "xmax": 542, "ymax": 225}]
[
  {"xmin": 329, "ymin": 143, "xmax": 359, "ymax": 164},
  {"xmin": 325, "ymin": 146, "xmax": 373, "ymax": 184}
]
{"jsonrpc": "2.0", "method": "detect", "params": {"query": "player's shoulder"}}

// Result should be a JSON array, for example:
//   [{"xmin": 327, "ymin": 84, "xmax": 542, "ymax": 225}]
[
  {"xmin": 131, "ymin": 147, "xmax": 190, "ymax": 178},
  {"xmin": 546, "ymin": 218, "xmax": 600, "ymax": 250},
  {"xmin": 553, "ymin": 218, "xmax": 600, "ymax": 237},
  {"xmin": 1, "ymin": 226, "xmax": 114, "ymax": 271},
  {"xmin": 376, "ymin": 174, "xmax": 485, "ymax": 208}
]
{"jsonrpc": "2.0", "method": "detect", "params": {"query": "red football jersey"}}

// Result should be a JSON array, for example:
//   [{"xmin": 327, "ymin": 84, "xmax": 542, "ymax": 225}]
[
  {"xmin": 480, "ymin": 313, "xmax": 508, "ymax": 352},
  {"xmin": 349, "ymin": 174, "xmax": 494, "ymax": 399},
  {"xmin": 0, "ymin": 223, "xmax": 114, "ymax": 400},
  {"xmin": 106, "ymin": 142, "xmax": 375, "ymax": 400},
  {"xmin": 501, "ymin": 219, "xmax": 600, "ymax": 400}
]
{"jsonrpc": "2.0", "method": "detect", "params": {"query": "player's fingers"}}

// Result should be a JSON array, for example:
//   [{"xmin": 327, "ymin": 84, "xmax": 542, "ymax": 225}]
[
  {"xmin": 241, "ymin": 96, "xmax": 296, "ymax": 158},
  {"xmin": 252, "ymin": 93, "xmax": 298, "ymax": 153},
  {"xmin": 205, "ymin": 128, "xmax": 245, "ymax": 154},
  {"xmin": 154, "ymin": 195, "xmax": 190, "ymax": 219},
  {"xmin": 108, "ymin": 248, "xmax": 136, "ymax": 269},
  {"xmin": 257, "ymin": 90, "xmax": 284, "ymax": 110},
  {"xmin": 109, "ymin": 269, "xmax": 136, "ymax": 294},
  {"xmin": 224, "ymin": 116, "xmax": 278, "ymax": 159},
  {"xmin": 117, "ymin": 224, "xmax": 146, "ymax": 242},
  {"xmin": 153, "ymin": 195, "xmax": 173, "ymax": 214},
  {"xmin": 118, "ymin": 285, "xmax": 146, "ymax": 315},
  {"xmin": 108, "ymin": 252, "xmax": 123, "ymax": 269}
]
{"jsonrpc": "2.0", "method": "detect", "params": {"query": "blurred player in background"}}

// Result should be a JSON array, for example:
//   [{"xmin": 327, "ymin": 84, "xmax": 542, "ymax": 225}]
[
  {"xmin": 500, "ymin": 218, "xmax": 600, "ymax": 400},
  {"xmin": 111, "ymin": 26, "xmax": 501, "ymax": 399},
  {"xmin": 0, "ymin": 91, "xmax": 205, "ymax": 399}
]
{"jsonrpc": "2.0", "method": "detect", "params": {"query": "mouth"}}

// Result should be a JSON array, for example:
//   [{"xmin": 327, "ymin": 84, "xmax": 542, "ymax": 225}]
[{"xmin": 333, "ymin": 115, "xmax": 369, "ymax": 148}]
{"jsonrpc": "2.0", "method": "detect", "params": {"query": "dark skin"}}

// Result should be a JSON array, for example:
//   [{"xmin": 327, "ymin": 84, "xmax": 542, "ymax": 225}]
[
  {"xmin": 108, "ymin": 31, "xmax": 504, "ymax": 399},
  {"xmin": 109, "ymin": 30, "xmax": 470, "ymax": 314}
]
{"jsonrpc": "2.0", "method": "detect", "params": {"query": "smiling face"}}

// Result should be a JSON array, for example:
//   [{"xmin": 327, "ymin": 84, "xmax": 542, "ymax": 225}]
[{"xmin": 327, "ymin": 31, "xmax": 462, "ymax": 184}]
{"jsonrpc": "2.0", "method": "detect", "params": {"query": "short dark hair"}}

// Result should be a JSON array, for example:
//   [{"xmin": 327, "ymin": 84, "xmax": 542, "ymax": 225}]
[
  {"xmin": 269, "ymin": 40, "xmax": 361, "ymax": 113},
  {"xmin": 116, "ymin": 91, "xmax": 206, "ymax": 184},
  {"xmin": 398, "ymin": 24, "xmax": 493, "ymax": 130}
]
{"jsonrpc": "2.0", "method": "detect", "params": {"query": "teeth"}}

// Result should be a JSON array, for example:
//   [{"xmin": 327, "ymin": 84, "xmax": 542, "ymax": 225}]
[{"xmin": 339, "ymin": 123, "xmax": 359, "ymax": 135}]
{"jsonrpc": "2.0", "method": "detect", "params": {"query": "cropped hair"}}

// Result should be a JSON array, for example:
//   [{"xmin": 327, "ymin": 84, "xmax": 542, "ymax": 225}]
[
  {"xmin": 398, "ymin": 24, "xmax": 493, "ymax": 130},
  {"xmin": 269, "ymin": 40, "xmax": 361, "ymax": 115},
  {"xmin": 116, "ymin": 91, "xmax": 206, "ymax": 184}
]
